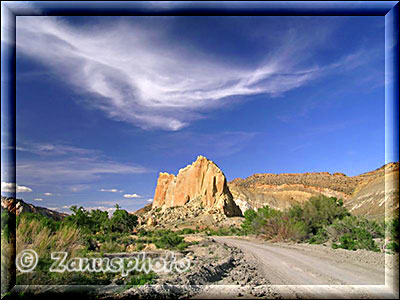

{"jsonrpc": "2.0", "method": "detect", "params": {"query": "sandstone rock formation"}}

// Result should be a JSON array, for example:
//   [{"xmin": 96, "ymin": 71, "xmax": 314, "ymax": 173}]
[
  {"xmin": 228, "ymin": 162, "xmax": 399, "ymax": 219},
  {"xmin": 345, "ymin": 163, "xmax": 399, "ymax": 219},
  {"xmin": 152, "ymin": 155, "xmax": 242, "ymax": 217}
]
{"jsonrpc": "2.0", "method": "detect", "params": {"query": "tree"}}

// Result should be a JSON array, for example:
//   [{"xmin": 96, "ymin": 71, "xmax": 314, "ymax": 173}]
[
  {"xmin": 89, "ymin": 209, "xmax": 110, "ymax": 233},
  {"xmin": 110, "ymin": 206, "xmax": 138, "ymax": 233},
  {"xmin": 65, "ymin": 206, "xmax": 92, "ymax": 231}
]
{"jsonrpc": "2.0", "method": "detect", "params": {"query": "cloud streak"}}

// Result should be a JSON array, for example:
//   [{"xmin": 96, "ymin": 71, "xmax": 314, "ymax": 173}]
[
  {"xmin": 151, "ymin": 131, "xmax": 259, "ymax": 157},
  {"xmin": 1, "ymin": 182, "xmax": 32, "ymax": 193},
  {"xmin": 17, "ymin": 143, "xmax": 100, "ymax": 156},
  {"xmin": 123, "ymin": 193, "xmax": 141, "ymax": 199},
  {"xmin": 100, "ymin": 188, "xmax": 123, "ymax": 193},
  {"xmin": 16, "ymin": 17, "xmax": 330, "ymax": 131},
  {"xmin": 17, "ymin": 157, "xmax": 150, "ymax": 184}
]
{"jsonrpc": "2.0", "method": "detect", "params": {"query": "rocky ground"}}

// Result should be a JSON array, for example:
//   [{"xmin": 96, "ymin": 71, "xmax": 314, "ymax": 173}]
[
  {"xmin": 140, "ymin": 197, "xmax": 242, "ymax": 230},
  {"xmin": 6, "ymin": 235, "xmax": 398, "ymax": 299},
  {"xmin": 114, "ymin": 236, "xmax": 399, "ymax": 299},
  {"xmin": 112, "ymin": 237, "xmax": 274, "ymax": 299}
]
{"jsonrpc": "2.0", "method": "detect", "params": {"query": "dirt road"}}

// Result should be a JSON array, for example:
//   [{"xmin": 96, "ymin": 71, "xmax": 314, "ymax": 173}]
[{"xmin": 196, "ymin": 237, "xmax": 399, "ymax": 299}]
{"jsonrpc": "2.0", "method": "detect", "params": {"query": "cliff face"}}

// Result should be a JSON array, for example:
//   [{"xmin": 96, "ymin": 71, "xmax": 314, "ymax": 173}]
[
  {"xmin": 228, "ymin": 162, "xmax": 399, "ymax": 219},
  {"xmin": 228, "ymin": 172, "xmax": 354, "ymax": 212},
  {"xmin": 152, "ymin": 155, "xmax": 242, "ymax": 217},
  {"xmin": 345, "ymin": 163, "xmax": 399, "ymax": 219}
]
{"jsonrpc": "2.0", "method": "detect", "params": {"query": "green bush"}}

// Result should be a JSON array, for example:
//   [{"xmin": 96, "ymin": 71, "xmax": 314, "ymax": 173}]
[
  {"xmin": 301, "ymin": 196, "xmax": 349, "ymax": 235},
  {"xmin": 331, "ymin": 229, "xmax": 379, "ymax": 252},
  {"xmin": 308, "ymin": 228, "xmax": 328, "ymax": 244},
  {"xmin": 64, "ymin": 204, "xmax": 138, "ymax": 234},
  {"xmin": 386, "ymin": 241, "xmax": 399, "ymax": 253},
  {"xmin": 238, "ymin": 195, "xmax": 386, "ymax": 252},
  {"xmin": 16, "ymin": 211, "xmax": 61, "ymax": 232},
  {"xmin": 110, "ymin": 205, "xmax": 138, "ymax": 233},
  {"xmin": 177, "ymin": 228, "xmax": 197, "ymax": 235},
  {"xmin": 386, "ymin": 218, "xmax": 399, "ymax": 241},
  {"xmin": 99, "ymin": 241, "xmax": 124, "ymax": 253},
  {"xmin": 154, "ymin": 232, "xmax": 186, "ymax": 250},
  {"xmin": 136, "ymin": 242, "xmax": 144, "ymax": 251},
  {"xmin": 327, "ymin": 216, "xmax": 382, "ymax": 251},
  {"xmin": 385, "ymin": 217, "xmax": 399, "ymax": 253},
  {"xmin": 126, "ymin": 272, "xmax": 156, "ymax": 286}
]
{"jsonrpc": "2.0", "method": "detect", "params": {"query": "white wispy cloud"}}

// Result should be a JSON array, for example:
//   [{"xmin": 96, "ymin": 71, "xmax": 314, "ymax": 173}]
[
  {"xmin": 13, "ymin": 142, "xmax": 100, "ymax": 156},
  {"xmin": 14, "ymin": 140, "xmax": 150, "ymax": 194},
  {"xmin": 151, "ymin": 131, "xmax": 259, "ymax": 157},
  {"xmin": 147, "ymin": 198, "xmax": 153, "ymax": 203},
  {"xmin": 17, "ymin": 157, "xmax": 150, "ymax": 184},
  {"xmin": 70, "ymin": 185, "xmax": 90, "ymax": 192},
  {"xmin": 123, "ymin": 193, "xmax": 141, "ymax": 199},
  {"xmin": 33, "ymin": 198, "xmax": 43, "ymax": 201},
  {"xmin": 16, "ymin": 17, "xmax": 331, "ymax": 131},
  {"xmin": 100, "ymin": 188, "xmax": 123, "ymax": 193},
  {"xmin": 1, "ymin": 182, "xmax": 32, "ymax": 193},
  {"xmin": 1, "ymin": 145, "xmax": 28, "ymax": 151}
]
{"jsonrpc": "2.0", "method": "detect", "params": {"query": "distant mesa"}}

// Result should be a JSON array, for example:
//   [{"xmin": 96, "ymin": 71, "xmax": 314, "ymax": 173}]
[
  {"xmin": 228, "ymin": 162, "xmax": 399, "ymax": 219},
  {"xmin": 1, "ymin": 196, "xmax": 67, "ymax": 221},
  {"xmin": 152, "ymin": 155, "xmax": 242, "ymax": 217}
]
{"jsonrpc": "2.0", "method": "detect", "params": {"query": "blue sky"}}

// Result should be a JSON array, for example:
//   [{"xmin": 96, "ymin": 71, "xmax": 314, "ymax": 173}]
[{"xmin": 1, "ymin": 16, "xmax": 390, "ymax": 213}]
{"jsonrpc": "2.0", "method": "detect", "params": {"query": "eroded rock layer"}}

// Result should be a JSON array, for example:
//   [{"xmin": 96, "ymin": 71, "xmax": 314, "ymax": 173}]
[
  {"xmin": 228, "ymin": 162, "xmax": 399, "ymax": 219},
  {"xmin": 152, "ymin": 155, "xmax": 242, "ymax": 217}
]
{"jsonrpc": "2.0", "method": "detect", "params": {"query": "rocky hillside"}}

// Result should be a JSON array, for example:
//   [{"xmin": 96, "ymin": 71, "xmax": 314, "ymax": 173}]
[
  {"xmin": 152, "ymin": 155, "xmax": 242, "ymax": 217},
  {"xmin": 228, "ymin": 162, "xmax": 399, "ymax": 219},
  {"xmin": 345, "ymin": 163, "xmax": 399, "ymax": 219},
  {"xmin": 1, "ymin": 196, "xmax": 67, "ymax": 221}
]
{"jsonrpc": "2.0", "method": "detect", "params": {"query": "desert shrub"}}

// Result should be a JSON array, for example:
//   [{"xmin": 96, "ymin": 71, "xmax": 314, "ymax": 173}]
[
  {"xmin": 330, "ymin": 216, "xmax": 384, "ymax": 238},
  {"xmin": 177, "ymin": 228, "xmax": 197, "ymax": 235},
  {"xmin": 386, "ymin": 241, "xmax": 399, "ymax": 253},
  {"xmin": 238, "ymin": 195, "xmax": 385, "ymax": 252},
  {"xmin": 288, "ymin": 204, "xmax": 304, "ymax": 222},
  {"xmin": 308, "ymin": 228, "xmax": 329, "ymax": 244},
  {"xmin": 153, "ymin": 229, "xmax": 173, "ymax": 237},
  {"xmin": 154, "ymin": 232, "xmax": 187, "ymax": 250},
  {"xmin": 64, "ymin": 204, "xmax": 138, "ymax": 234},
  {"xmin": 64, "ymin": 206, "xmax": 94, "ymax": 233},
  {"xmin": 384, "ymin": 217, "xmax": 399, "ymax": 253},
  {"xmin": 16, "ymin": 211, "xmax": 61, "ymax": 232},
  {"xmin": 16, "ymin": 215, "xmax": 83, "ymax": 258},
  {"xmin": 241, "ymin": 205, "xmax": 307, "ymax": 241},
  {"xmin": 126, "ymin": 272, "xmax": 156, "ymax": 286},
  {"xmin": 241, "ymin": 208, "xmax": 259, "ymax": 234},
  {"xmin": 325, "ymin": 216, "xmax": 381, "ymax": 251},
  {"xmin": 176, "ymin": 242, "xmax": 189, "ymax": 251},
  {"xmin": 291, "ymin": 221, "xmax": 309, "ymax": 240},
  {"xmin": 386, "ymin": 217, "xmax": 399, "ymax": 241},
  {"xmin": 331, "ymin": 228, "xmax": 379, "ymax": 252},
  {"xmin": 89, "ymin": 209, "xmax": 110, "ymax": 233},
  {"xmin": 241, "ymin": 206, "xmax": 281, "ymax": 234},
  {"xmin": 99, "ymin": 241, "xmax": 124, "ymax": 253},
  {"xmin": 332, "ymin": 234, "xmax": 356, "ymax": 250},
  {"xmin": 1, "ymin": 209, "xmax": 13, "ymax": 242},
  {"xmin": 110, "ymin": 206, "xmax": 138, "ymax": 233},
  {"xmin": 301, "ymin": 196, "xmax": 349, "ymax": 235},
  {"xmin": 136, "ymin": 242, "xmax": 144, "ymax": 251},
  {"xmin": 137, "ymin": 228, "xmax": 150, "ymax": 237}
]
